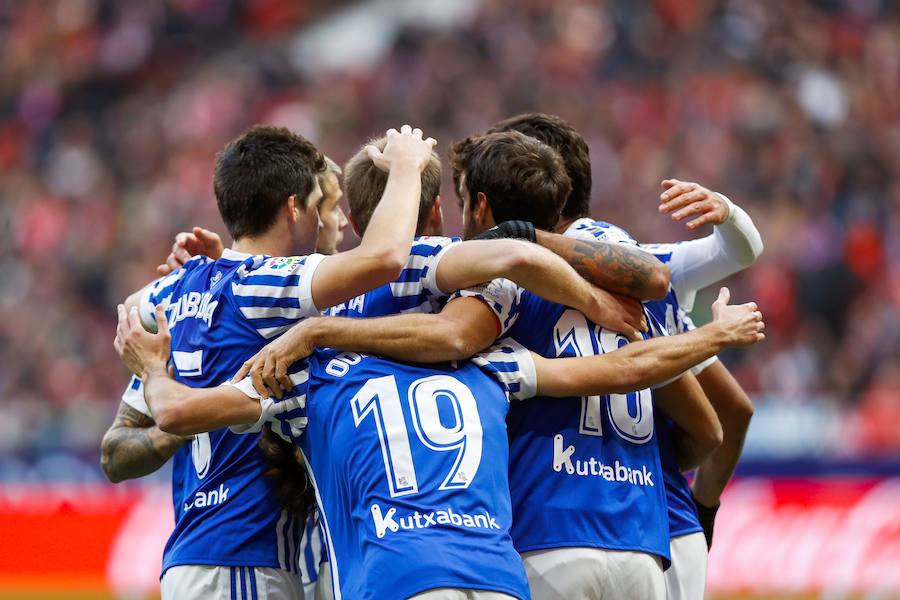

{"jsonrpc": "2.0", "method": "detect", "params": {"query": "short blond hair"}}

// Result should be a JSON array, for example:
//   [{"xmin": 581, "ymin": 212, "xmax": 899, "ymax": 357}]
[{"xmin": 343, "ymin": 137, "xmax": 441, "ymax": 235}]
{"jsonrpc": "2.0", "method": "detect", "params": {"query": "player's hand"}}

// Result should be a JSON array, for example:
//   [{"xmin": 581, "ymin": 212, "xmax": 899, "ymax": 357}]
[
  {"xmin": 659, "ymin": 179, "xmax": 730, "ymax": 230},
  {"xmin": 232, "ymin": 320, "xmax": 318, "ymax": 399},
  {"xmin": 584, "ymin": 287, "xmax": 647, "ymax": 341},
  {"xmin": 114, "ymin": 304, "xmax": 171, "ymax": 377},
  {"xmin": 156, "ymin": 227, "xmax": 224, "ymax": 276},
  {"xmin": 366, "ymin": 124, "xmax": 437, "ymax": 173},
  {"xmin": 710, "ymin": 287, "xmax": 765, "ymax": 346}
]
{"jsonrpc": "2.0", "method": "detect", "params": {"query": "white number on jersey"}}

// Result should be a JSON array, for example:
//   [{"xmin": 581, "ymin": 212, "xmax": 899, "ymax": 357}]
[
  {"xmin": 553, "ymin": 310, "xmax": 654, "ymax": 444},
  {"xmin": 351, "ymin": 374, "xmax": 484, "ymax": 498}
]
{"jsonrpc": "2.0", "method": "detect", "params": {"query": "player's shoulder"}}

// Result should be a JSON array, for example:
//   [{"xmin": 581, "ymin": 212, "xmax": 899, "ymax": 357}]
[
  {"xmin": 410, "ymin": 235, "xmax": 460, "ymax": 256},
  {"xmin": 564, "ymin": 218, "xmax": 638, "ymax": 245}
]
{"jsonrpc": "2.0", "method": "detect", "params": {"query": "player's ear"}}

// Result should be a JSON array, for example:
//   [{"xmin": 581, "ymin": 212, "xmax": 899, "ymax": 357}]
[
  {"xmin": 348, "ymin": 212, "xmax": 362, "ymax": 238},
  {"xmin": 475, "ymin": 192, "xmax": 494, "ymax": 227},
  {"xmin": 285, "ymin": 195, "xmax": 300, "ymax": 223},
  {"xmin": 427, "ymin": 196, "xmax": 444, "ymax": 235}
]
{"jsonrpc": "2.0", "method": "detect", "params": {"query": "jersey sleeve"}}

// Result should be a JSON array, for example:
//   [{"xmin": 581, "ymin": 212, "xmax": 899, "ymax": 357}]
[
  {"xmin": 227, "ymin": 361, "xmax": 311, "ymax": 442},
  {"xmin": 389, "ymin": 236, "xmax": 461, "ymax": 309},
  {"xmin": 231, "ymin": 254, "xmax": 326, "ymax": 339},
  {"xmin": 565, "ymin": 220, "xmax": 642, "ymax": 247},
  {"xmin": 471, "ymin": 338, "xmax": 537, "ymax": 401},
  {"xmin": 121, "ymin": 375, "xmax": 151, "ymax": 417},
  {"xmin": 451, "ymin": 278, "xmax": 522, "ymax": 336},
  {"xmin": 138, "ymin": 256, "xmax": 212, "ymax": 328}
]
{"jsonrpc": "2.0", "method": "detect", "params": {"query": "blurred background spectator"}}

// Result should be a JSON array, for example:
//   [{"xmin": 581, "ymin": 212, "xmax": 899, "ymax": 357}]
[{"xmin": 1, "ymin": 0, "xmax": 898, "ymax": 484}]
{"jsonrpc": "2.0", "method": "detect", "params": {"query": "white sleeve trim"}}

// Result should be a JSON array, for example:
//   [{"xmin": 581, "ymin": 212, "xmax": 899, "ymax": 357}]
[
  {"xmin": 121, "ymin": 377, "xmax": 152, "ymax": 417},
  {"xmin": 225, "ymin": 378, "xmax": 271, "ymax": 434},
  {"xmin": 427, "ymin": 239, "xmax": 462, "ymax": 295},
  {"xmin": 300, "ymin": 253, "xmax": 327, "ymax": 314}
]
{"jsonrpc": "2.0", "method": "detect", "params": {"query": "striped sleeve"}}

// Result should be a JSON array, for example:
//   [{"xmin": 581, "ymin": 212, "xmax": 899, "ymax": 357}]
[
  {"xmin": 228, "ymin": 361, "xmax": 311, "ymax": 442},
  {"xmin": 121, "ymin": 375, "xmax": 151, "ymax": 417},
  {"xmin": 232, "ymin": 254, "xmax": 326, "ymax": 339},
  {"xmin": 138, "ymin": 256, "xmax": 212, "ymax": 328},
  {"xmin": 388, "ymin": 236, "xmax": 460, "ymax": 310},
  {"xmin": 567, "ymin": 220, "xmax": 641, "ymax": 247},
  {"xmin": 451, "ymin": 278, "xmax": 522, "ymax": 335},
  {"xmin": 471, "ymin": 338, "xmax": 537, "ymax": 401}
]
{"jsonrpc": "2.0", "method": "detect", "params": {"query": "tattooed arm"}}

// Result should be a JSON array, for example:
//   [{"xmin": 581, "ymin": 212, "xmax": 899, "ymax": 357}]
[
  {"xmin": 535, "ymin": 230, "xmax": 670, "ymax": 300},
  {"xmin": 100, "ymin": 401, "xmax": 189, "ymax": 483}
]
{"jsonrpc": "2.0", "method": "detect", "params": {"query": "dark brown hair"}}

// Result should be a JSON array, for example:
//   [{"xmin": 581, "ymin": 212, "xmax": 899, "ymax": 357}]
[
  {"xmin": 449, "ymin": 131, "xmax": 571, "ymax": 230},
  {"xmin": 343, "ymin": 137, "xmax": 442, "ymax": 236},
  {"xmin": 488, "ymin": 113, "xmax": 591, "ymax": 220},
  {"xmin": 214, "ymin": 125, "xmax": 326, "ymax": 240},
  {"xmin": 258, "ymin": 428, "xmax": 315, "ymax": 520}
]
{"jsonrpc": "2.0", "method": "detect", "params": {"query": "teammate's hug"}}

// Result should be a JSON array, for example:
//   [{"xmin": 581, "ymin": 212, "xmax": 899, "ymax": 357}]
[{"xmin": 105, "ymin": 114, "xmax": 764, "ymax": 600}]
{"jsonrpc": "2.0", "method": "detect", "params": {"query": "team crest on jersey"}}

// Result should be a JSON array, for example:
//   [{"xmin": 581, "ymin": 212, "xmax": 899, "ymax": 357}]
[
  {"xmin": 263, "ymin": 256, "xmax": 301, "ymax": 271},
  {"xmin": 192, "ymin": 432, "xmax": 212, "ymax": 479}
]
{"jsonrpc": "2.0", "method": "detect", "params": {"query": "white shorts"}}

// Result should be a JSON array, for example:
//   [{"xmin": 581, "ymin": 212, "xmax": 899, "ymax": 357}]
[
  {"xmin": 314, "ymin": 560, "xmax": 333, "ymax": 600},
  {"xmin": 408, "ymin": 589, "xmax": 518, "ymax": 600},
  {"xmin": 161, "ymin": 565, "xmax": 305, "ymax": 600},
  {"xmin": 665, "ymin": 532, "xmax": 708, "ymax": 600},
  {"xmin": 521, "ymin": 546, "xmax": 665, "ymax": 600}
]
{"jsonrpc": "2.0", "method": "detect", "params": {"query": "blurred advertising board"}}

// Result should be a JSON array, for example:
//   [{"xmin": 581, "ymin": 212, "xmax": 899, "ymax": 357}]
[{"xmin": 0, "ymin": 478, "xmax": 899, "ymax": 598}]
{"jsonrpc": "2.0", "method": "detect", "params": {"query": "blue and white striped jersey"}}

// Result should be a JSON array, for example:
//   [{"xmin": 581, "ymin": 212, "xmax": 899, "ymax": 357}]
[
  {"xmin": 138, "ymin": 248, "xmax": 325, "ymax": 576},
  {"xmin": 232, "ymin": 341, "xmax": 537, "ymax": 600},
  {"xmin": 121, "ymin": 375, "xmax": 149, "ymax": 416},
  {"xmin": 327, "ymin": 236, "xmax": 460, "ymax": 318}
]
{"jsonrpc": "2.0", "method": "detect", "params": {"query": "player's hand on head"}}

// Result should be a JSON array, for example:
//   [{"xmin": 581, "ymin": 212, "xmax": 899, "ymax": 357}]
[
  {"xmin": 710, "ymin": 287, "xmax": 765, "ymax": 346},
  {"xmin": 232, "ymin": 320, "xmax": 318, "ymax": 399},
  {"xmin": 156, "ymin": 227, "xmax": 225, "ymax": 275},
  {"xmin": 586, "ymin": 287, "xmax": 647, "ymax": 341},
  {"xmin": 659, "ymin": 179, "xmax": 730, "ymax": 230},
  {"xmin": 114, "ymin": 304, "xmax": 171, "ymax": 376},
  {"xmin": 366, "ymin": 124, "xmax": 436, "ymax": 173}
]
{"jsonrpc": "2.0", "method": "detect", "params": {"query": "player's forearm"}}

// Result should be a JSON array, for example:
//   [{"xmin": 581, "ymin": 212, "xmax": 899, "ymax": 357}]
[
  {"xmin": 143, "ymin": 367, "xmax": 261, "ymax": 436},
  {"xmin": 536, "ymin": 325, "xmax": 729, "ymax": 397},
  {"xmin": 305, "ymin": 314, "xmax": 489, "ymax": 363},
  {"xmin": 534, "ymin": 230, "xmax": 669, "ymax": 299},
  {"xmin": 100, "ymin": 426, "xmax": 185, "ymax": 483},
  {"xmin": 355, "ymin": 162, "xmax": 422, "ymax": 268},
  {"xmin": 654, "ymin": 374, "xmax": 723, "ymax": 471},
  {"xmin": 691, "ymin": 361, "xmax": 754, "ymax": 506}
]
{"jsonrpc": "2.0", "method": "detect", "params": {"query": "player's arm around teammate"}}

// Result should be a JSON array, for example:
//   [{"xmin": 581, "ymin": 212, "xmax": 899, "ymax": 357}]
[
  {"xmin": 651, "ymin": 179, "xmax": 763, "ymax": 547},
  {"xmin": 100, "ymin": 377, "xmax": 189, "ymax": 482},
  {"xmin": 123, "ymin": 125, "xmax": 436, "ymax": 321}
]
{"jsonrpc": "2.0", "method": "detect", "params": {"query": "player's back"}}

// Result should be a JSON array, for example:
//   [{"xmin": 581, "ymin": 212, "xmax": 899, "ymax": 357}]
[
  {"xmin": 141, "ymin": 248, "xmax": 323, "ymax": 575},
  {"xmin": 263, "ymin": 347, "xmax": 533, "ymax": 600},
  {"xmin": 505, "ymin": 290, "xmax": 671, "ymax": 561}
]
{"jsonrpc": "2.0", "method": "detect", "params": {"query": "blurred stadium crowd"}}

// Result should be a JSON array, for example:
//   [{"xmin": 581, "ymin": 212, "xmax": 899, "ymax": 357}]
[{"xmin": 1, "ymin": 0, "xmax": 898, "ymax": 481}]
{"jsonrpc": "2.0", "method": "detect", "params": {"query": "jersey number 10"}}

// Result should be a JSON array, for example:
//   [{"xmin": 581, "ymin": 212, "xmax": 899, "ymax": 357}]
[
  {"xmin": 351, "ymin": 374, "xmax": 484, "ymax": 498},
  {"xmin": 554, "ymin": 310, "xmax": 654, "ymax": 443}
]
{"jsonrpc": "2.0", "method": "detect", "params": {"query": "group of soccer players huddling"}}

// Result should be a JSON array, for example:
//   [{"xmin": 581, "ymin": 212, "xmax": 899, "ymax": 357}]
[{"xmin": 101, "ymin": 113, "xmax": 765, "ymax": 600}]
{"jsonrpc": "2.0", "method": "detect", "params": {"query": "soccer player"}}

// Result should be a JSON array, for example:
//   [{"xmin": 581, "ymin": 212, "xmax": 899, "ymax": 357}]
[
  {"xmin": 113, "ymin": 280, "xmax": 764, "ymax": 600},
  {"xmin": 489, "ymin": 113, "xmax": 763, "ymax": 599},
  {"xmin": 233, "ymin": 131, "xmax": 725, "ymax": 599},
  {"xmin": 118, "ymin": 123, "xmax": 437, "ymax": 599}
]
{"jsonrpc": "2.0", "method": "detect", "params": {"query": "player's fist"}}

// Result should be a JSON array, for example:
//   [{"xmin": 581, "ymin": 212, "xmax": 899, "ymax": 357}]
[
  {"xmin": 585, "ymin": 287, "xmax": 647, "ymax": 341},
  {"xmin": 710, "ymin": 287, "xmax": 765, "ymax": 346},
  {"xmin": 157, "ymin": 227, "xmax": 224, "ymax": 276},
  {"xmin": 659, "ymin": 179, "xmax": 730, "ymax": 230},
  {"xmin": 366, "ymin": 124, "xmax": 436, "ymax": 173}
]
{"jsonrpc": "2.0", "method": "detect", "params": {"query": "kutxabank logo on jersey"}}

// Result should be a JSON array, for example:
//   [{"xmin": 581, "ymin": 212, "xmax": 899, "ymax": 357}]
[
  {"xmin": 370, "ymin": 503, "xmax": 502, "ymax": 539},
  {"xmin": 552, "ymin": 433, "xmax": 655, "ymax": 486},
  {"xmin": 183, "ymin": 431, "xmax": 231, "ymax": 513}
]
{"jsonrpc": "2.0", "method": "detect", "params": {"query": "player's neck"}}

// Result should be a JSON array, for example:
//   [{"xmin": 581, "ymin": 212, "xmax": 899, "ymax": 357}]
[
  {"xmin": 231, "ymin": 231, "xmax": 295, "ymax": 258},
  {"xmin": 553, "ymin": 215, "xmax": 584, "ymax": 234}
]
